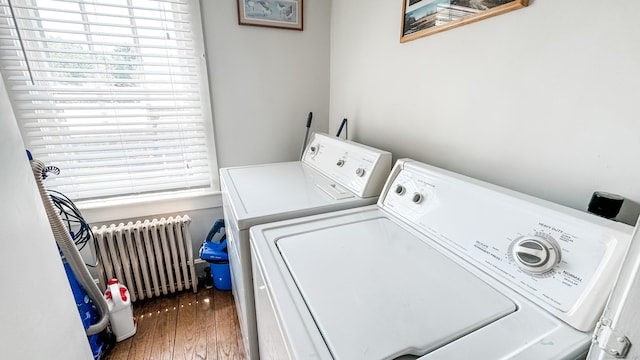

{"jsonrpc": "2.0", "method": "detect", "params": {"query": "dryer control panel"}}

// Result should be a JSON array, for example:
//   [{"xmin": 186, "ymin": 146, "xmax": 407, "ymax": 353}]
[
  {"xmin": 379, "ymin": 159, "xmax": 633, "ymax": 332},
  {"xmin": 302, "ymin": 133, "xmax": 391, "ymax": 198}
]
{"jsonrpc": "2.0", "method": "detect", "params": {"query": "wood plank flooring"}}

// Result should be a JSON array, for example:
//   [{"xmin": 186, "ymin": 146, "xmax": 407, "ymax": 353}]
[{"xmin": 104, "ymin": 287, "xmax": 246, "ymax": 360}]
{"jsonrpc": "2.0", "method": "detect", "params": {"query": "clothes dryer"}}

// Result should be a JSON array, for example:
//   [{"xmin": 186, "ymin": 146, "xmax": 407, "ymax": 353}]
[
  {"xmin": 250, "ymin": 159, "xmax": 634, "ymax": 360},
  {"xmin": 220, "ymin": 132, "xmax": 392, "ymax": 359}
]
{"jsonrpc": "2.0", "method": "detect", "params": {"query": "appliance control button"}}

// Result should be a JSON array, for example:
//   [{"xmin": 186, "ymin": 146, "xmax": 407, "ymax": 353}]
[
  {"xmin": 336, "ymin": 160, "xmax": 345, "ymax": 167},
  {"xmin": 511, "ymin": 235, "xmax": 561, "ymax": 274},
  {"xmin": 412, "ymin": 192, "xmax": 424, "ymax": 204},
  {"xmin": 355, "ymin": 168, "xmax": 366, "ymax": 177},
  {"xmin": 394, "ymin": 185, "xmax": 406, "ymax": 195}
]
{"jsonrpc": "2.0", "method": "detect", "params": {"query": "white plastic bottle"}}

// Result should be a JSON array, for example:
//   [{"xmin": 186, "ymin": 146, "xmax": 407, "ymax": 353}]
[{"xmin": 104, "ymin": 279, "xmax": 137, "ymax": 341}]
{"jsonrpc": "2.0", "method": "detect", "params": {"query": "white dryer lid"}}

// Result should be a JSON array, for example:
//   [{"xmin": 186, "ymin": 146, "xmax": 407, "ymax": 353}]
[
  {"xmin": 277, "ymin": 217, "xmax": 517, "ymax": 359},
  {"xmin": 221, "ymin": 162, "xmax": 376, "ymax": 229}
]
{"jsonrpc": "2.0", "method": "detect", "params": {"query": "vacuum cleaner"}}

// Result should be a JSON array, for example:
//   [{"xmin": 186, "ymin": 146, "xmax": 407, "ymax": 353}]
[{"xmin": 28, "ymin": 151, "xmax": 111, "ymax": 359}]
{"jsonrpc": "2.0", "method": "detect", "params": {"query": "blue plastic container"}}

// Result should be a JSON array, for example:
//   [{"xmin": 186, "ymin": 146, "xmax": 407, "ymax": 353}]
[{"xmin": 199, "ymin": 219, "xmax": 231, "ymax": 291}]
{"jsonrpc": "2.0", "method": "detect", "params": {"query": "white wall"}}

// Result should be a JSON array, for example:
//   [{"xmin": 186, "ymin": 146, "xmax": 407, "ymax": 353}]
[
  {"xmin": 330, "ymin": 0, "xmax": 640, "ymax": 224},
  {"xmin": 201, "ymin": 0, "xmax": 331, "ymax": 168},
  {"xmin": 0, "ymin": 78, "xmax": 93, "ymax": 359}
]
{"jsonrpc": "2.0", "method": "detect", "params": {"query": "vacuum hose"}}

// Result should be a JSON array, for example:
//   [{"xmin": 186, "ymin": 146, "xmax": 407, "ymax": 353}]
[{"xmin": 31, "ymin": 159, "xmax": 109, "ymax": 335}]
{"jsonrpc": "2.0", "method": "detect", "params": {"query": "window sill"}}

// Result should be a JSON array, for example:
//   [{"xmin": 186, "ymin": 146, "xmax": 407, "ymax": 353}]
[{"xmin": 77, "ymin": 190, "xmax": 222, "ymax": 224}]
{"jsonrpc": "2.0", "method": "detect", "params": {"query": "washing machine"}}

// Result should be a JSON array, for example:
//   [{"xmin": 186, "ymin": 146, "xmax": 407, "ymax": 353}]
[
  {"xmin": 220, "ymin": 132, "xmax": 392, "ymax": 360},
  {"xmin": 250, "ymin": 158, "xmax": 634, "ymax": 360}
]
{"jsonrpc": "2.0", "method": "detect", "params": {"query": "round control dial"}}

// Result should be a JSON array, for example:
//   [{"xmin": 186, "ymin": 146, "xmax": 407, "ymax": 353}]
[
  {"xmin": 511, "ymin": 235, "xmax": 561, "ymax": 274},
  {"xmin": 307, "ymin": 144, "xmax": 319, "ymax": 158}
]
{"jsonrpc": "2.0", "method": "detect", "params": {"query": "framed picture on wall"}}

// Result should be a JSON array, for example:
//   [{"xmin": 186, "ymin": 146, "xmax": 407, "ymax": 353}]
[
  {"xmin": 400, "ymin": 0, "xmax": 528, "ymax": 42},
  {"xmin": 237, "ymin": 0, "xmax": 303, "ymax": 31}
]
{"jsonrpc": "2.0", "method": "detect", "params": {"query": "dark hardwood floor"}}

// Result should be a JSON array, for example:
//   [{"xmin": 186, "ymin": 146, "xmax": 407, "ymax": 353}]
[{"xmin": 104, "ymin": 287, "xmax": 246, "ymax": 360}]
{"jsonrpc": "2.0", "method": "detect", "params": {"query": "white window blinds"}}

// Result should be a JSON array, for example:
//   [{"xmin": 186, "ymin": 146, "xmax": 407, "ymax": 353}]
[{"xmin": 0, "ymin": 0, "xmax": 218, "ymax": 201}]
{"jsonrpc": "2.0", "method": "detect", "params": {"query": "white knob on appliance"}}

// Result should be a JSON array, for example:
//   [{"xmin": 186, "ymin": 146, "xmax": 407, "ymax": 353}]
[
  {"xmin": 308, "ymin": 145, "xmax": 319, "ymax": 157},
  {"xmin": 511, "ymin": 235, "xmax": 561, "ymax": 274},
  {"xmin": 355, "ymin": 168, "xmax": 366, "ymax": 177}
]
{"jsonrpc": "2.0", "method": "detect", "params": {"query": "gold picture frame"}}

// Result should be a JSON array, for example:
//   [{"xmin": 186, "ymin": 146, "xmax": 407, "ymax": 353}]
[
  {"xmin": 237, "ymin": 0, "xmax": 303, "ymax": 31},
  {"xmin": 400, "ymin": 0, "xmax": 528, "ymax": 43}
]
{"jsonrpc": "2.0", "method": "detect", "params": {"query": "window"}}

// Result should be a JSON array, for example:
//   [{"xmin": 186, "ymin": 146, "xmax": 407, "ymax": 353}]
[{"xmin": 0, "ymin": 0, "xmax": 218, "ymax": 201}]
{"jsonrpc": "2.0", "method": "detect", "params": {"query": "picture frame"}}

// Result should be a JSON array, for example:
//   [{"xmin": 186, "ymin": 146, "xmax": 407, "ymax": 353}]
[
  {"xmin": 237, "ymin": 0, "xmax": 303, "ymax": 31},
  {"xmin": 400, "ymin": 0, "xmax": 528, "ymax": 43}
]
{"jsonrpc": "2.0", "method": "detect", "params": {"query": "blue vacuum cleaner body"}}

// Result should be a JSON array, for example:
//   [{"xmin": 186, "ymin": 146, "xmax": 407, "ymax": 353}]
[
  {"xmin": 199, "ymin": 219, "xmax": 231, "ymax": 290},
  {"xmin": 63, "ymin": 261, "xmax": 104, "ymax": 359}
]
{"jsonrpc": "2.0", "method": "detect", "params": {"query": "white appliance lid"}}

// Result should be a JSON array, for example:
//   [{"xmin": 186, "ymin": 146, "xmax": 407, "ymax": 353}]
[
  {"xmin": 222, "ymin": 162, "xmax": 377, "ymax": 229},
  {"xmin": 277, "ymin": 217, "xmax": 517, "ymax": 360}
]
